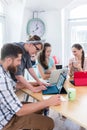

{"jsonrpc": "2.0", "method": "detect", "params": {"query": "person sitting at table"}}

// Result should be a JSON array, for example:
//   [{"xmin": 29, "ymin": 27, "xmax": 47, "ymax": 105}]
[
  {"xmin": 38, "ymin": 43, "xmax": 56, "ymax": 79},
  {"xmin": 68, "ymin": 43, "xmax": 87, "ymax": 77},
  {"xmin": 0, "ymin": 43, "xmax": 61, "ymax": 130}
]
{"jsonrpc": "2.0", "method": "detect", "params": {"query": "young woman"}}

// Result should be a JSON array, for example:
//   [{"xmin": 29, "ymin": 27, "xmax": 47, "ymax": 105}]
[
  {"xmin": 68, "ymin": 43, "xmax": 87, "ymax": 77},
  {"xmin": 38, "ymin": 43, "xmax": 56, "ymax": 79}
]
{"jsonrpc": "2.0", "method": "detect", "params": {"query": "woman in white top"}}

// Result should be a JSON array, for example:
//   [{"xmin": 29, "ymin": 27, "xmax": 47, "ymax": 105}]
[{"xmin": 68, "ymin": 43, "xmax": 87, "ymax": 77}]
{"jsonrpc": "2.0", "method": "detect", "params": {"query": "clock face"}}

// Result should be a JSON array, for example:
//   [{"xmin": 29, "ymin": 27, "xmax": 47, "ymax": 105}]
[{"xmin": 27, "ymin": 18, "xmax": 45, "ymax": 37}]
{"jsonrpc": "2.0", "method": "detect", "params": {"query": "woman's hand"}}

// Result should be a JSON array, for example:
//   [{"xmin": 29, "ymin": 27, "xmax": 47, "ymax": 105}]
[
  {"xmin": 68, "ymin": 62, "xmax": 74, "ymax": 77},
  {"xmin": 72, "ymin": 61, "xmax": 83, "ymax": 71},
  {"xmin": 45, "ymin": 69, "xmax": 51, "ymax": 74}
]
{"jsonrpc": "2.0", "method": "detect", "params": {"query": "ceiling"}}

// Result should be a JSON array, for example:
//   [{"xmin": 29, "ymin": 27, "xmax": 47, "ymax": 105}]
[
  {"xmin": 25, "ymin": 0, "xmax": 73, "ymax": 11},
  {"xmin": 1, "ymin": 0, "xmax": 74, "ymax": 11}
]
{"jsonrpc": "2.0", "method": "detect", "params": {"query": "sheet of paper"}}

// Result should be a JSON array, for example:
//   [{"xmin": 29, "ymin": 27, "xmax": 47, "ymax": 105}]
[
  {"xmin": 42, "ymin": 95, "xmax": 52, "ymax": 100},
  {"xmin": 42, "ymin": 95, "xmax": 67, "ymax": 101},
  {"xmin": 60, "ymin": 96, "xmax": 67, "ymax": 101}
]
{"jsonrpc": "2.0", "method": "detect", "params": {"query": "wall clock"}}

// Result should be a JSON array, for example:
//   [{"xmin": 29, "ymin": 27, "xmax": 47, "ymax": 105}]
[{"xmin": 27, "ymin": 18, "xmax": 45, "ymax": 37}]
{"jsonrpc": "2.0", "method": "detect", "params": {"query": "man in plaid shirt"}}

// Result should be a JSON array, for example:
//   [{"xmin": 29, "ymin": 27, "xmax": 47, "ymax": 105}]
[{"xmin": 0, "ymin": 44, "xmax": 61, "ymax": 130}]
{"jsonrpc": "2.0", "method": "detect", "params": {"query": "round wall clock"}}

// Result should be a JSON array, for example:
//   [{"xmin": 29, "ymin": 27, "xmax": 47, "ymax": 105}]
[{"xmin": 27, "ymin": 18, "xmax": 45, "ymax": 37}]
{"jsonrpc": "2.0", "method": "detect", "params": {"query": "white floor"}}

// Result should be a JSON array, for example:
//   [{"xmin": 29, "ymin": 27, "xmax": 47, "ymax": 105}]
[
  {"xmin": 16, "ymin": 90, "xmax": 84, "ymax": 130},
  {"xmin": 49, "ymin": 109, "xmax": 80, "ymax": 130}
]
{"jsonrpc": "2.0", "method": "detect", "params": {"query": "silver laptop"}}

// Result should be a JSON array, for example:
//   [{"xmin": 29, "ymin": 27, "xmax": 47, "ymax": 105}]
[{"xmin": 48, "ymin": 68, "xmax": 68, "ymax": 84}]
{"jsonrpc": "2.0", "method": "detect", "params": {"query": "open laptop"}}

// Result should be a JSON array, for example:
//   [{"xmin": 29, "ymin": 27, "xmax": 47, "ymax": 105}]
[
  {"xmin": 70, "ymin": 71, "xmax": 87, "ymax": 86},
  {"xmin": 48, "ymin": 68, "xmax": 68, "ymax": 84},
  {"xmin": 42, "ymin": 73, "xmax": 67, "ymax": 95},
  {"xmin": 74, "ymin": 71, "xmax": 87, "ymax": 86}
]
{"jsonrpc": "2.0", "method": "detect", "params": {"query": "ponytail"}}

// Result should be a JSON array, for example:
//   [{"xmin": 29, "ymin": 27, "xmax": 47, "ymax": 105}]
[{"xmin": 81, "ymin": 50, "xmax": 85, "ymax": 68}]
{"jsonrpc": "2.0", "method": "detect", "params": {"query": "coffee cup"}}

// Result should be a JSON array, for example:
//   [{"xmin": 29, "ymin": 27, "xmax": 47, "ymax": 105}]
[{"xmin": 67, "ymin": 88, "xmax": 76, "ymax": 101}]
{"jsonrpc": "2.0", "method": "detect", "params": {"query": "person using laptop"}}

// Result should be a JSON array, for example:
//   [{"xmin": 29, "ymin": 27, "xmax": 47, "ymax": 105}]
[
  {"xmin": 24, "ymin": 35, "xmax": 41, "ymax": 80},
  {"xmin": 10, "ymin": 39, "xmax": 49, "ymax": 93},
  {"xmin": 38, "ymin": 43, "xmax": 56, "ymax": 79},
  {"xmin": 68, "ymin": 43, "xmax": 87, "ymax": 77},
  {"xmin": 0, "ymin": 44, "xmax": 61, "ymax": 130}
]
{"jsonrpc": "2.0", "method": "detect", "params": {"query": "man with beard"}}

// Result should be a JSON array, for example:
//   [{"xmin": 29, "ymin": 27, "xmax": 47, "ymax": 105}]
[{"xmin": 0, "ymin": 44, "xmax": 61, "ymax": 130}]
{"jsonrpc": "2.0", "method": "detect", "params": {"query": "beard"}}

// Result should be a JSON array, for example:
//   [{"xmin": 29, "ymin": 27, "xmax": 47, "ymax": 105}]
[{"xmin": 8, "ymin": 65, "xmax": 17, "ymax": 74}]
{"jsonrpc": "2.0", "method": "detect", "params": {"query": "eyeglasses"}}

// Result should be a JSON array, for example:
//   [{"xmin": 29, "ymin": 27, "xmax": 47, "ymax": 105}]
[{"xmin": 33, "ymin": 44, "xmax": 40, "ymax": 51}]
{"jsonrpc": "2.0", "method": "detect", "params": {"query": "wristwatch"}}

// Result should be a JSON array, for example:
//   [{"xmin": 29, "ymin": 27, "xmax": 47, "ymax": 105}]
[{"xmin": 27, "ymin": 18, "xmax": 45, "ymax": 37}]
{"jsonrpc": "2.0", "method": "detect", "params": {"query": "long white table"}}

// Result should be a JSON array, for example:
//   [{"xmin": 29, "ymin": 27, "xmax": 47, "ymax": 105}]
[{"xmin": 21, "ymin": 79, "xmax": 87, "ymax": 130}]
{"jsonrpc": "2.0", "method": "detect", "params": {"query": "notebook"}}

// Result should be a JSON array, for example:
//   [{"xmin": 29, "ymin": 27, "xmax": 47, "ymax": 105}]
[
  {"xmin": 48, "ymin": 68, "xmax": 68, "ymax": 84},
  {"xmin": 42, "ymin": 73, "xmax": 67, "ymax": 95}
]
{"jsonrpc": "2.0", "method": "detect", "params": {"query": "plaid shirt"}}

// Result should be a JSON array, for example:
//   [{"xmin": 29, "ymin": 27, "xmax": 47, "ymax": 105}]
[{"xmin": 0, "ymin": 65, "xmax": 22, "ymax": 130}]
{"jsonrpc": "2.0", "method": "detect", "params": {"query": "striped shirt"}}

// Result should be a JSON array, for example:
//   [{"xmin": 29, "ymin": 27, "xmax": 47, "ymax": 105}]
[{"xmin": 0, "ymin": 65, "xmax": 22, "ymax": 130}]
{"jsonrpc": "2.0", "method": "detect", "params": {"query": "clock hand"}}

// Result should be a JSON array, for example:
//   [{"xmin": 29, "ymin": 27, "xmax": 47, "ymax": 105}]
[{"xmin": 33, "ymin": 27, "xmax": 39, "ymax": 32}]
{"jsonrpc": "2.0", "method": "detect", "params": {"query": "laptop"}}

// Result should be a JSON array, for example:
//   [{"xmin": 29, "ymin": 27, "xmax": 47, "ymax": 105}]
[
  {"xmin": 48, "ymin": 68, "xmax": 68, "ymax": 84},
  {"xmin": 42, "ymin": 73, "xmax": 67, "ymax": 95},
  {"xmin": 70, "ymin": 71, "xmax": 87, "ymax": 86},
  {"xmin": 74, "ymin": 71, "xmax": 87, "ymax": 86}
]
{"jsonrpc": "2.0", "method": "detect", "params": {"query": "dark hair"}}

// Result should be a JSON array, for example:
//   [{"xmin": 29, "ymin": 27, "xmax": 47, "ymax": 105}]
[
  {"xmin": 27, "ymin": 35, "xmax": 43, "ymax": 50},
  {"xmin": 1, "ymin": 44, "xmax": 23, "ymax": 60},
  {"xmin": 29, "ymin": 35, "xmax": 41, "ymax": 41},
  {"xmin": 38, "ymin": 43, "xmax": 51, "ymax": 69},
  {"xmin": 72, "ymin": 43, "xmax": 85, "ymax": 68},
  {"xmin": 33, "ymin": 42, "xmax": 43, "ymax": 50}
]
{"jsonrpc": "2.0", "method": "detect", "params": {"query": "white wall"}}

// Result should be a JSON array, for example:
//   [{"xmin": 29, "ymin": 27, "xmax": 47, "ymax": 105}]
[
  {"xmin": 21, "ymin": 9, "xmax": 62, "ymax": 63},
  {"xmin": 5, "ymin": 1, "xmax": 25, "ymax": 43},
  {"xmin": 43, "ymin": 11, "xmax": 62, "ymax": 64},
  {"xmin": 5, "ymin": 2, "xmax": 63, "ymax": 64}
]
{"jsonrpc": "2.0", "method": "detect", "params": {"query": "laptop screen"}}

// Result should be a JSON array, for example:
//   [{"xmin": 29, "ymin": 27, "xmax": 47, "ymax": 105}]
[
  {"xmin": 49, "ymin": 68, "xmax": 68, "ymax": 84},
  {"xmin": 56, "ymin": 73, "xmax": 66, "ymax": 93}
]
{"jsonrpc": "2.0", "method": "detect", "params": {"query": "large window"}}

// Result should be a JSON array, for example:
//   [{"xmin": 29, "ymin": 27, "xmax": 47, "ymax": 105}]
[
  {"xmin": 62, "ymin": 4, "xmax": 87, "ymax": 66},
  {"xmin": 0, "ymin": 22, "xmax": 3, "ymax": 45},
  {"xmin": 69, "ymin": 5, "xmax": 87, "ymax": 56},
  {"xmin": 0, "ymin": 1, "xmax": 5, "ymax": 49},
  {"xmin": 71, "ymin": 25, "xmax": 87, "ymax": 55}
]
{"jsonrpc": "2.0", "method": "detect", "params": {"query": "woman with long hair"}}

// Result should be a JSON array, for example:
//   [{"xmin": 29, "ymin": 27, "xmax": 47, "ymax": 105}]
[
  {"xmin": 38, "ymin": 43, "xmax": 56, "ymax": 79},
  {"xmin": 68, "ymin": 43, "xmax": 87, "ymax": 77}
]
